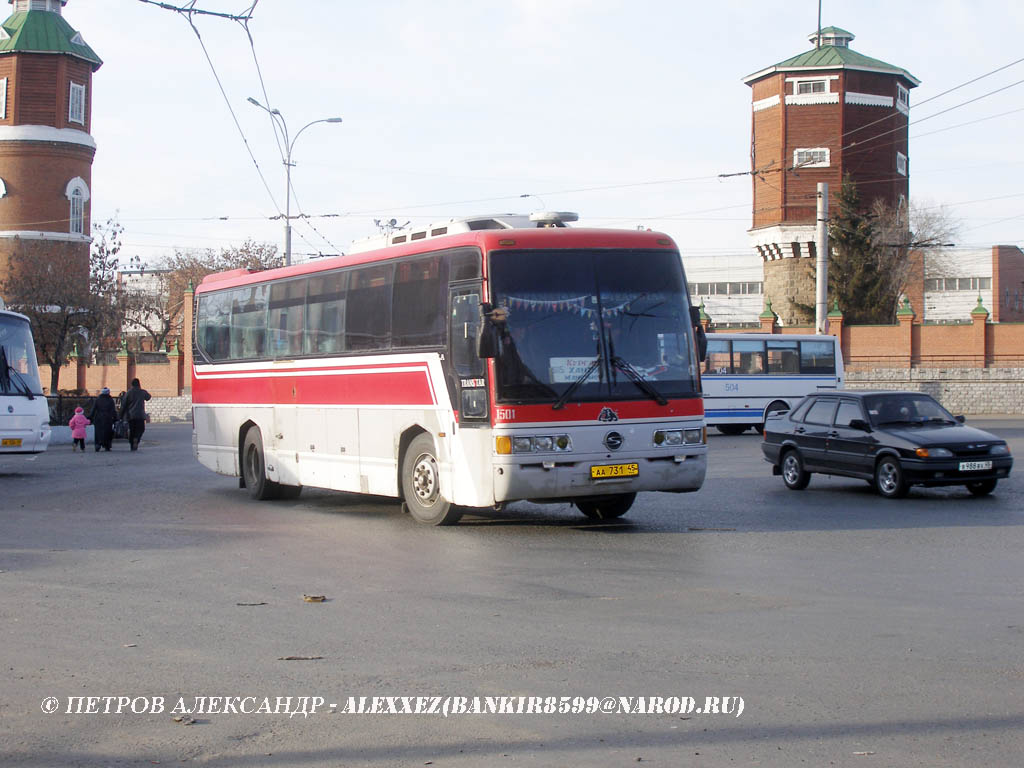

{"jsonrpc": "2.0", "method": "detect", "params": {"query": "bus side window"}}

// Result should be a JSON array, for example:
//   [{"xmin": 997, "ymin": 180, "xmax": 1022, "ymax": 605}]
[
  {"xmin": 393, "ymin": 255, "xmax": 445, "ymax": 348},
  {"xmin": 450, "ymin": 290, "xmax": 483, "ymax": 377},
  {"xmin": 306, "ymin": 271, "xmax": 347, "ymax": 355},
  {"xmin": 800, "ymin": 340, "xmax": 837, "ymax": 374},
  {"xmin": 767, "ymin": 339, "xmax": 799, "ymax": 374},
  {"xmin": 346, "ymin": 264, "xmax": 393, "ymax": 351},
  {"xmin": 704, "ymin": 338, "xmax": 731, "ymax": 374},
  {"xmin": 732, "ymin": 339, "xmax": 765, "ymax": 374},
  {"xmin": 268, "ymin": 279, "xmax": 308, "ymax": 358}
]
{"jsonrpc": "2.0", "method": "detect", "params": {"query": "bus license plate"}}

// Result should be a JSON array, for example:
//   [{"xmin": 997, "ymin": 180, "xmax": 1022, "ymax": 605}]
[
  {"xmin": 959, "ymin": 460, "xmax": 992, "ymax": 471},
  {"xmin": 2, "ymin": 438, "xmax": 22, "ymax": 447},
  {"xmin": 591, "ymin": 463, "xmax": 639, "ymax": 479}
]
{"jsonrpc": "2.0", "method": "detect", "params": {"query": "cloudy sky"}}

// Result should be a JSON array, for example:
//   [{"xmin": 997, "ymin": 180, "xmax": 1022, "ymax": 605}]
[{"xmin": 72, "ymin": 0, "xmax": 1024, "ymax": 278}]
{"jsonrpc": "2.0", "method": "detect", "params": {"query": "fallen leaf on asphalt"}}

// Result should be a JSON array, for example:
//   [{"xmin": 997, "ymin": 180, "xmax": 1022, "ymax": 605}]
[
  {"xmin": 278, "ymin": 656, "xmax": 324, "ymax": 661},
  {"xmin": 303, "ymin": 595, "xmax": 326, "ymax": 603},
  {"xmin": 236, "ymin": 602, "xmax": 268, "ymax": 606},
  {"xmin": 853, "ymin": 752, "xmax": 876, "ymax": 756},
  {"xmin": 123, "ymin": 644, "xmax": 137, "ymax": 648},
  {"xmin": 172, "ymin": 716, "xmax": 196, "ymax": 725}
]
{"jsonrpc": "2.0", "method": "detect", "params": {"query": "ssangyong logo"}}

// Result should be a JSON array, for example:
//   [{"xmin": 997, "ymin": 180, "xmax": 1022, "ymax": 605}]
[
  {"xmin": 604, "ymin": 431, "xmax": 623, "ymax": 450},
  {"xmin": 597, "ymin": 407, "xmax": 619, "ymax": 423}
]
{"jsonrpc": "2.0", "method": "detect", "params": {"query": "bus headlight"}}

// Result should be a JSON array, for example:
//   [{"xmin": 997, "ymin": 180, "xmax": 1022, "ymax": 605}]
[
  {"xmin": 533, "ymin": 436, "xmax": 554, "ymax": 452},
  {"xmin": 513, "ymin": 437, "xmax": 534, "ymax": 453},
  {"xmin": 683, "ymin": 428, "xmax": 703, "ymax": 445},
  {"xmin": 654, "ymin": 429, "xmax": 683, "ymax": 446},
  {"xmin": 497, "ymin": 434, "xmax": 573, "ymax": 454}
]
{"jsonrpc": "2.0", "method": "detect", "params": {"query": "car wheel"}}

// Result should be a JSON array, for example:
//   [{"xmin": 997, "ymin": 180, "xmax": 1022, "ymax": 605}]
[
  {"xmin": 781, "ymin": 449, "xmax": 810, "ymax": 490},
  {"xmin": 402, "ymin": 434, "xmax": 462, "ymax": 525},
  {"xmin": 717, "ymin": 424, "xmax": 747, "ymax": 436},
  {"xmin": 874, "ymin": 456, "xmax": 909, "ymax": 498},
  {"xmin": 575, "ymin": 493, "xmax": 637, "ymax": 520},
  {"xmin": 242, "ymin": 427, "xmax": 282, "ymax": 500},
  {"xmin": 966, "ymin": 479, "xmax": 997, "ymax": 497}
]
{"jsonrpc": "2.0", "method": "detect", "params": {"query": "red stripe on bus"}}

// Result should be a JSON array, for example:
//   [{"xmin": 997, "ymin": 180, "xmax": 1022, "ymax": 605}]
[
  {"xmin": 491, "ymin": 398, "xmax": 704, "ymax": 424},
  {"xmin": 191, "ymin": 369, "xmax": 437, "ymax": 406}
]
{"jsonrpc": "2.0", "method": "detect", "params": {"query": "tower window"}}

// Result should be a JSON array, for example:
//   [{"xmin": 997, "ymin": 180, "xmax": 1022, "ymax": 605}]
[
  {"xmin": 69, "ymin": 82, "xmax": 86, "ymax": 125},
  {"xmin": 0, "ymin": 78, "xmax": 6, "ymax": 120},
  {"xmin": 65, "ymin": 177, "xmax": 90, "ymax": 236},
  {"xmin": 797, "ymin": 80, "xmax": 827, "ymax": 95},
  {"xmin": 794, "ymin": 148, "xmax": 830, "ymax": 168},
  {"xmin": 69, "ymin": 189, "xmax": 84, "ymax": 234},
  {"xmin": 896, "ymin": 152, "xmax": 907, "ymax": 176}
]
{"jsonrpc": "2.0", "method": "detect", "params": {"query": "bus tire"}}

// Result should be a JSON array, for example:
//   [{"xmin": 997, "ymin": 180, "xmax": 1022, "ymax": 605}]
[
  {"xmin": 716, "ymin": 424, "xmax": 747, "ymax": 436},
  {"xmin": 402, "ymin": 434, "xmax": 462, "ymax": 525},
  {"xmin": 242, "ymin": 427, "xmax": 281, "ymax": 501},
  {"xmin": 575, "ymin": 492, "xmax": 636, "ymax": 520}
]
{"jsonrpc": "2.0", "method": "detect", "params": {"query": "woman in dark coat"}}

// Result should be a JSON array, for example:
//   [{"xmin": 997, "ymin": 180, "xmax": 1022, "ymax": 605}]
[
  {"xmin": 119, "ymin": 378, "xmax": 151, "ymax": 451},
  {"xmin": 89, "ymin": 387, "xmax": 118, "ymax": 452}
]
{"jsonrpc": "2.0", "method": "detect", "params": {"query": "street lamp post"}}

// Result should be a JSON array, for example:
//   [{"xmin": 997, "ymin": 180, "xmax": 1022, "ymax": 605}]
[{"xmin": 247, "ymin": 97, "xmax": 342, "ymax": 266}]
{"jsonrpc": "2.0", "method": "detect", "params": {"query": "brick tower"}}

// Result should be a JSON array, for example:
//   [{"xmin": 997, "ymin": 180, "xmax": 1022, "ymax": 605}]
[
  {"xmin": 743, "ymin": 26, "xmax": 918, "ymax": 324},
  {"xmin": 0, "ymin": 0, "xmax": 101, "ymax": 285}
]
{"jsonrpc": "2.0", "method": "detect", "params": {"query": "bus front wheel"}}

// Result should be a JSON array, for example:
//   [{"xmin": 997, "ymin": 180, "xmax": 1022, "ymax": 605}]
[
  {"xmin": 242, "ymin": 428, "xmax": 301, "ymax": 501},
  {"xmin": 575, "ymin": 493, "xmax": 636, "ymax": 520},
  {"xmin": 402, "ymin": 434, "xmax": 462, "ymax": 526},
  {"xmin": 243, "ymin": 427, "xmax": 279, "ymax": 500}
]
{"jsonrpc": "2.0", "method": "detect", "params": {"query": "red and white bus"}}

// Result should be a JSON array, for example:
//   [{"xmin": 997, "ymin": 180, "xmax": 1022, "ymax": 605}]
[{"xmin": 192, "ymin": 213, "xmax": 707, "ymax": 524}]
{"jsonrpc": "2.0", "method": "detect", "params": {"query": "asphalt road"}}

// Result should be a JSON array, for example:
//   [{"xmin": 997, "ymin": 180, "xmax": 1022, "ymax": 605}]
[{"xmin": 2, "ymin": 420, "xmax": 1023, "ymax": 767}]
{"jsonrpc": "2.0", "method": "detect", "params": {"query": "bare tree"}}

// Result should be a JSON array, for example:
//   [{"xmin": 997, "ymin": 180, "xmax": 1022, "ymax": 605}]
[{"xmin": 1, "ymin": 217, "xmax": 127, "ymax": 392}]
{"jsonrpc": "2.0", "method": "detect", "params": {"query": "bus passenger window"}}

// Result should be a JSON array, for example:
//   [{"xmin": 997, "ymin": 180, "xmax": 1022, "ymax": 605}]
[
  {"xmin": 704, "ymin": 338, "xmax": 731, "ymax": 374},
  {"xmin": 306, "ymin": 272, "xmax": 347, "ymax": 355},
  {"xmin": 268, "ymin": 279, "xmax": 307, "ymax": 358},
  {"xmin": 767, "ymin": 339, "xmax": 799, "ymax": 374},
  {"xmin": 800, "ymin": 340, "xmax": 837, "ymax": 374},
  {"xmin": 732, "ymin": 339, "xmax": 765, "ymax": 374}
]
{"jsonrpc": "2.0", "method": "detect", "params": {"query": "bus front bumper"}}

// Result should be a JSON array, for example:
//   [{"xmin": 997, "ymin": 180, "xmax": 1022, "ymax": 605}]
[{"xmin": 492, "ymin": 451, "xmax": 707, "ymax": 503}]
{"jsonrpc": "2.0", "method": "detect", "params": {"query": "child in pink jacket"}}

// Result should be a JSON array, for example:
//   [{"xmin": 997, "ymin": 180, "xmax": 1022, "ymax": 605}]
[{"xmin": 68, "ymin": 406, "xmax": 90, "ymax": 452}]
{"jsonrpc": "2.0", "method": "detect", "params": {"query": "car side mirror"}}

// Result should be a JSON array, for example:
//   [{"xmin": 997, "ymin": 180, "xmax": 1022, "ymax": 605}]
[
  {"xmin": 849, "ymin": 418, "xmax": 871, "ymax": 432},
  {"xmin": 955, "ymin": 414, "xmax": 966, "ymax": 424}
]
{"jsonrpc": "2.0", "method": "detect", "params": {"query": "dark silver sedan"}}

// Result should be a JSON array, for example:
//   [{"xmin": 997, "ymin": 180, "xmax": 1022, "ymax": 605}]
[{"xmin": 761, "ymin": 391, "xmax": 1013, "ymax": 498}]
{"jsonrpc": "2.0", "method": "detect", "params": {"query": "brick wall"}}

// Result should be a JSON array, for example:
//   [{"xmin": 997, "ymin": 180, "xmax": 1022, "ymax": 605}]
[{"xmin": 846, "ymin": 368, "xmax": 1024, "ymax": 414}]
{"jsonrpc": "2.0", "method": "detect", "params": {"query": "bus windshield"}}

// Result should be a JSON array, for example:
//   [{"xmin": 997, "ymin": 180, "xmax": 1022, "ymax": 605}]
[
  {"xmin": 488, "ymin": 249, "xmax": 699, "ymax": 404},
  {"xmin": 0, "ymin": 314, "xmax": 43, "ymax": 395}
]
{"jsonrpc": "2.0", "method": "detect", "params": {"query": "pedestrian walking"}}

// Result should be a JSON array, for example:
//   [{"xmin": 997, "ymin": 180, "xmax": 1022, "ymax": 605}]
[
  {"xmin": 68, "ymin": 406, "xmax": 90, "ymax": 452},
  {"xmin": 89, "ymin": 387, "xmax": 118, "ymax": 452},
  {"xmin": 119, "ymin": 378, "xmax": 151, "ymax": 451}
]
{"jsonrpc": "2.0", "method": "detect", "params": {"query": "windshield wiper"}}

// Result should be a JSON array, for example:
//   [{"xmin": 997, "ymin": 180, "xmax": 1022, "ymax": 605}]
[
  {"xmin": 0, "ymin": 346, "xmax": 35, "ymax": 399},
  {"xmin": 552, "ymin": 355, "xmax": 601, "ymax": 410},
  {"xmin": 611, "ymin": 356, "xmax": 668, "ymax": 406}
]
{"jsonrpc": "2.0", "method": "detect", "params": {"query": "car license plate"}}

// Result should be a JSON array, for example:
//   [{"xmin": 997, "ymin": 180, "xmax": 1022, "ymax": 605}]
[
  {"xmin": 2, "ymin": 438, "xmax": 22, "ymax": 447},
  {"xmin": 591, "ymin": 463, "xmax": 639, "ymax": 479},
  {"xmin": 959, "ymin": 460, "xmax": 992, "ymax": 471}
]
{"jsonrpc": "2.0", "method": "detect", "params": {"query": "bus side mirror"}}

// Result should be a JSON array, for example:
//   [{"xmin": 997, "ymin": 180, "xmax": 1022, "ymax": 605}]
[
  {"xmin": 689, "ymin": 306, "xmax": 701, "ymax": 326},
  {"xmin": 477, "ymin": 303, "xmax": 499, "ymax": 359},
  {"xmin": 694, "ymin": 324, "xmax": 707, "ymax": 363}
]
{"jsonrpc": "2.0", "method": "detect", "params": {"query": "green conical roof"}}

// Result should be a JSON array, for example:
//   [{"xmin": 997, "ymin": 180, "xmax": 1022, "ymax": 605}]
[
  {"xmin": 0, "ymin": 10, "xmax": 101, "ymax": 69},
  {"xmin": 744, "ymin": 27, "xmax": 917, "ymax": 86}
]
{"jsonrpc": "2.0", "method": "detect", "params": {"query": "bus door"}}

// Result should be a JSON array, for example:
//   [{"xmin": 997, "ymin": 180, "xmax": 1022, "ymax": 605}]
[{"xmin": 446, "ymin": 283, "xmax": 492, "ymax": 505}]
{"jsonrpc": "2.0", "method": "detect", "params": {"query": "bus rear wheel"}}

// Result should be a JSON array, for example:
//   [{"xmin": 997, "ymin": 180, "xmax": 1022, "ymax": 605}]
[
  {"xmin": 242, "ymin": 427, "xmax": 300, "ymax": 501},
  {"xmin": 575, "ymin": 493, "xmax": 636, "ymax": 520},
  {"xmin": 401, "ymin": 434, "xmax": 462, "ymax": 526}
]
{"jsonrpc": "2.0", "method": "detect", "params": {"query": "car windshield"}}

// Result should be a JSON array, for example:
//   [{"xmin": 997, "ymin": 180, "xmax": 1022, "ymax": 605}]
[
  {"xmin": 0, "ymin": 314, "xmax": 43, "ymax": 395},
  {"xmin": 864, "ymin": 394, "xmax": 956, "ymax": 426},
  {"xmin": 488, "ymin": 248, "xmax": 699, "ymax": 404}
]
